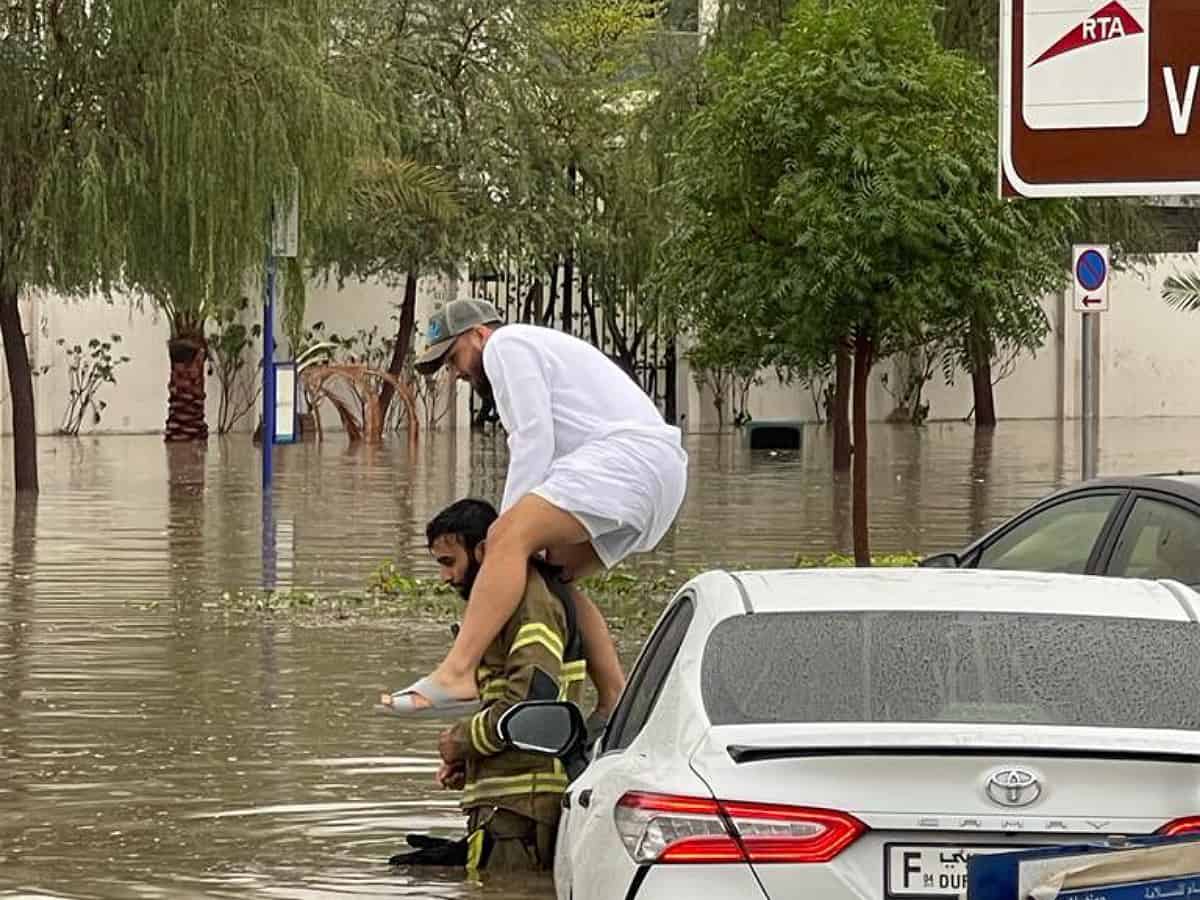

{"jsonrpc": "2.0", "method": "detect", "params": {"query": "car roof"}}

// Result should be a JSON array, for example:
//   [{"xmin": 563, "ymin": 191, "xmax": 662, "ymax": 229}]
[
  {"xmin": 724, "ymin": 568, "xmax": 1199, "ymax": 621},
  {"xmin": 1055, "ymin": 473, "xmax": 1200, "ymax": 503}
]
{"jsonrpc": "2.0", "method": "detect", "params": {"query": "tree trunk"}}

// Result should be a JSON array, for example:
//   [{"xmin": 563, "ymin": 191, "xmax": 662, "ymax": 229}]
[
  {"xmin": 664, "ymin": 335, "xmax": 678, "ymax": 425},
  {"xmin": 165, "ymin": 334, "xmax": 209, "ymax": 442},
  {"xmin": 971, "ymin": 354, "xmax": 997, "ymax": 428},
  {"xmin": 562, "ymin": 163, "xmax": 576, "ymax": 335},
  {"xmin": 379, "ymin": 270, "xmax": 417, "ymax": 423},
  {"xmin": 0, "ymin": 280, "xmax": 38, "ymax": 493},
  {"xmin": 968, "ymin": 322, "xmax": 997, "ymax": 428},
  {"xmin": 833, "ymin": 339, "xmax": 852, "ymax": 472},
  {"xmin": 852, "ymin": 330, "xmax": 874, "ymax": 566},
  {"xmin": 582, "ymin": 274, "xmax": 599, "ymax": 346}
]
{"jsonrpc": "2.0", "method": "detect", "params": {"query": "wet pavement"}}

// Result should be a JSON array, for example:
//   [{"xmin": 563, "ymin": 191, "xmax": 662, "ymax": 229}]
[{"xmin": 1, "ymin": 419, "xmax": 1198, "ymax": 898}]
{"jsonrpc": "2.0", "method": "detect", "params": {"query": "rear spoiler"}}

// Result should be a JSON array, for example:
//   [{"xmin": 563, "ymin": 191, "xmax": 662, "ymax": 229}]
[{"xmin": 728, "ymin": 744, "xmax": 1200, "ymax": 765}]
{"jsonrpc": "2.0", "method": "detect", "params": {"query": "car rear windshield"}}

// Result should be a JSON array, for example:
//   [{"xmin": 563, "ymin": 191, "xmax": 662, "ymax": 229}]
[{"xmin": 701, "ymin": 611, "xmax": 1200, "ymax": 730}]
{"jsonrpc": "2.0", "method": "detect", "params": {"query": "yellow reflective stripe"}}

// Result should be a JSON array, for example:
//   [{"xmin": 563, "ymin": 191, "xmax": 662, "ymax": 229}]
[
  {"xmin": 559, "ymin": 659, "xmax": 587, "ymax": 700},
  {"xmin": 470, "ymin": 711, "xmax": 501, "ymax": 756},
  {"xmin": 510, "ymin": 623, "xmax": 564, "ymax": 660},
  {"xmin": 461, "ymin": 771, "xmax": 569, "ymax": 805},
  {"xmin": 466, "ymin": 826, "xmax": 486, "ymax": 875},
  {"xmin": 480, "ymin": 679, "xmax": 508, "ymax": 701}
]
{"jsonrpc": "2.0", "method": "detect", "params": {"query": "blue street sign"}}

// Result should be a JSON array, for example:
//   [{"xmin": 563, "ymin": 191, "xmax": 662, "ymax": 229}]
[{"xmin": 1076, "ymin": 248, "xmax": 1108, "ymax": 292}]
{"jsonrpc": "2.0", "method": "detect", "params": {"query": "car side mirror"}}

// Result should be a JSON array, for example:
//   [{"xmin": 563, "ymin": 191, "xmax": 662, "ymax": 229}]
[
  {"xmin": 919, "ymin": 552, "xmax": 962, "ymax": 569},
  {"xmin": 497, "ymin": 700, "xmax": 586, "ymax": 757}
]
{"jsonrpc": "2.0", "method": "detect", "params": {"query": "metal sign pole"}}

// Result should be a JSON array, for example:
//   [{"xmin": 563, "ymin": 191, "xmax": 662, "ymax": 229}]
[
  {"xmin": 262, "ymin": 229, "xmax": 278, "ymax": 593},
  {"xmin": 262, "ymin": 248, "xmax": 277, "ymax": 491},
  {"xmin": 1072, "ymin": 244, "xmax": 1107, "ymax": 481},
  {"xmin": 1081, "ymin": 311, "xmax": 1095, "ymax": 480},
  {"xmin": 262, "ymin": 177, "xmax": 297, "ymax": 593}
]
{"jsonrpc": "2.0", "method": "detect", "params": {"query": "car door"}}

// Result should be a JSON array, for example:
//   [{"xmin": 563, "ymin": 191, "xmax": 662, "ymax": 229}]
[
  {"xmin": 969, "ymin": 490, "xmax": 1127, "ymax": 573},
  {"xmin": 1103, "ymin": 492, "xmax": 1200, "ymax": 587},
  {"xmin": 557, "ymin": 596, "xmax": 696, "ymax": 900}
]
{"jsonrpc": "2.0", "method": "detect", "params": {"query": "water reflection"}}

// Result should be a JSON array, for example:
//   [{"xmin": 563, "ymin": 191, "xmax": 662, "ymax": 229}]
[
  {"xmin": 968, "ymin": 427, "xmax": 995, "ymax": 539},
  {"xmin": 1, "ymin": 419, "xmax": 1199, "ymax": 899}
]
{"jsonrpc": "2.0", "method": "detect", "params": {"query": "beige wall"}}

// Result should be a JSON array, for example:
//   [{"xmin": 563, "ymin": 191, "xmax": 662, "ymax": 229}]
[
  {"xmin": 0, "ymin": 271, "xmax": 461, "ymax": 437},
  {"xmin": 3, "ymin": 253, "xmax": 1199, "ymax": 437},
  {"xmin": 680, "ymin": 253, "xmax": 1200, "ymax": 431}
]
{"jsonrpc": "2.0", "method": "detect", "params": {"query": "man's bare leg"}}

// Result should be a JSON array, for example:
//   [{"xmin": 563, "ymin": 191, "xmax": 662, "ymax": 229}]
[
  {"xmin": 546, "ymin": 541, "xmax": 626, "ymax": 714},
  {"xmin": 400, "ymin": 495, "xmax": 594, "ymax": 708},
  {"xmin": 572, "ymin": 588, "xmax": 626, "ymax": 714}
]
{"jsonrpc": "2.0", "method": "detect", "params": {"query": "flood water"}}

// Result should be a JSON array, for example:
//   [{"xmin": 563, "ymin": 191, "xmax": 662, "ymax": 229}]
[{"xmin": 2, "ymin": 419, "xmax": 1198, "ymax": 899}]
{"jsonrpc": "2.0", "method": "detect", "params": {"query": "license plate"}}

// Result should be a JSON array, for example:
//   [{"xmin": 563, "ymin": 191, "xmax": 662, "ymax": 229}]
[{"xmin": 886, "ymin": 844, "xmax": 1026, "ymax": 898}]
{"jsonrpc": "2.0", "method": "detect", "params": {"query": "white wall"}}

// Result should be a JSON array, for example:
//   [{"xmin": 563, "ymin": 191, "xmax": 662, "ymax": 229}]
[
  {"xmin": 681, "ymin": 253, "xmax": 1200, "ymax": 429},
  {"xmin": 1, "ymin": 270, "xmax": 461, "ymax": 438},
  {"xmin": 4, "ymin": 253, "xmax": 1200, "ymax": 437}
]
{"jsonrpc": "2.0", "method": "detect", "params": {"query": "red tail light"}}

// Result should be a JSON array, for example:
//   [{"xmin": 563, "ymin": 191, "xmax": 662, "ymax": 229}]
[
  {"xmin": 614, "ymin": 791, "xmax": 867, "ymax": 865},
  {"xmin": 1158, "ymin": 817, "xmax": 1200, "ymax": 836}
]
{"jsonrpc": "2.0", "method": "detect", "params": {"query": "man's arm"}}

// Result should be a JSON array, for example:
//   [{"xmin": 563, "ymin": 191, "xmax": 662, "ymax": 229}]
[
  {"xmin": 444, "ymin": 596, "xmax": 565, "ymax": 762},
  {"xmin": 484, "ymin": 332, "xmax": 555, "ymax": 512}
]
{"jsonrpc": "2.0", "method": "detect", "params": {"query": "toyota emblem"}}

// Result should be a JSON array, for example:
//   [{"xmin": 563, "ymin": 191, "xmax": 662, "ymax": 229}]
[{"xmin": 985, "ymin": 767, "xmax": 1042, "ymax": 808}]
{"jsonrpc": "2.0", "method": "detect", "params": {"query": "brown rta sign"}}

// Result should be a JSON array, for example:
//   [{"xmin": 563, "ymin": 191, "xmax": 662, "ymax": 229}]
[{"xmin": 1000, "ymin": 0, "xmax": 1200, "ymax": 197}]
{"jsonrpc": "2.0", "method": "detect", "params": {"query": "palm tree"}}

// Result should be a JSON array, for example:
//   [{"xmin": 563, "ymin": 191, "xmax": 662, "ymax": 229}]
[{"xmin": 1164, "ymin": 271, "xmax": 1200, "ymax": 312}]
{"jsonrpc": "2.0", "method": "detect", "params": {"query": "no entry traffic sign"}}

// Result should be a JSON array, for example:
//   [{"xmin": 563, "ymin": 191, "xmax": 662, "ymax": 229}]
[{"xmin": 1072, "ymin": 244, "xmax": 1110, "ymax": 312}]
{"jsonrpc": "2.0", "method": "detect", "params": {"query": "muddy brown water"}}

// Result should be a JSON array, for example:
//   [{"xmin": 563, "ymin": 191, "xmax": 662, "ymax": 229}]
[{"xmin": 2, "ymin": 420, "xmax": 1198, "ymax": 898}]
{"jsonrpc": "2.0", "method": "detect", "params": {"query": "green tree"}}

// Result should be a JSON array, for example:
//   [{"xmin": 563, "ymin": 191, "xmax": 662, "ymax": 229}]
[
  {"xmin": 664, "ymin": 0, "xmax": 1049, "ymax": 564},
  {"xmin": 929, "ymin": 179, "xmax": 1078, "ymax": 428},
  {"xmin": 1, "ymin": 3, "xmax": 139, "ymax": 492},
  {"xmin": 1, "ymin": 2, "xmax": 454, "ymax": 486},
  {"xmin": 117, "ymin": 1, "xmax": 385, "ymax": 442}
]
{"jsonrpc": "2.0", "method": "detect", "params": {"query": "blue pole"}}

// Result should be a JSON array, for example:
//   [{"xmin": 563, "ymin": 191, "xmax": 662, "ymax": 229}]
[
  {"xmin": 262, "ymin": 252, "xmax": 277, "ymax": 489},
  {"xmin": 262, "ymin": 249, "xmax": 277, "ymax": 592}
]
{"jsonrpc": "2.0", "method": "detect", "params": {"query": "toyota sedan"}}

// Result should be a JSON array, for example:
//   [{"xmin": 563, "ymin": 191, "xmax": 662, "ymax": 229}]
[{"xmin": 514, "ymin": 568, "xmax": 1200, "ymax": 900}]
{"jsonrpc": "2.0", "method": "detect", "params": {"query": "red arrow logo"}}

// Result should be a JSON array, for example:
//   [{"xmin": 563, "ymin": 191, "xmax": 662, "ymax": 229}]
[
  {"xmin": 1082, "ymin": 295, "xmax": 1104, "ymax": 307},
  {"xmin": 1031, "ymin": 0, "xmax": 1144, "ymax": 67}
]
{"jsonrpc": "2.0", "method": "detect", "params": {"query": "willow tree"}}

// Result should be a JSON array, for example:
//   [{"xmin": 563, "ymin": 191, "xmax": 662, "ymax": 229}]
[
  {"xmin": 116, "ymin": 1, "xmax": 387, "ymax": 442},
  {"xmin": 1, "ymin": 3, "xmax": 141, "ymax": 492},
  {"xmin": 0, "ymin": 1, "xmax": 405, "ymax": 490}
]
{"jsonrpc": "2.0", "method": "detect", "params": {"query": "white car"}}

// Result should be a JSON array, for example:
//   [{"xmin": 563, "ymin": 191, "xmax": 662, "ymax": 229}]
[{"xmin": 501, "ymin": 568, "xmax": 1200, "ymax": 900}]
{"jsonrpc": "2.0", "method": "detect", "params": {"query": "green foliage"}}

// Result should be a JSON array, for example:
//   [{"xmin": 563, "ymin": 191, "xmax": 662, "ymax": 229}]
[
  {"xmin": 793, "ymin": 552, "xmax": 922, "ymax": 568},
  {"xmin": 1, "ymin": 4, "xmax": 137, "ymax": 297},
  {"xmin": 666, "ymin": 0, "xmax": 1027, "ymax": 372},
  {"xmin": 206, "ymin": 298, "xmax": 263, "ymax": 435},
  {"xmin": 56, "ymin": 334, "xmax": 131, "ymax": 435},
  {"xmin": 114, "ymin": 0, "xmax": 380, "ymax": 339},
  {"xmin": 204, "ymin": 554, "xmax": 921, "ymax": 635},
  {"xmin": 306, "ymin": 0, "xmax": 691, "ymax": 389}
]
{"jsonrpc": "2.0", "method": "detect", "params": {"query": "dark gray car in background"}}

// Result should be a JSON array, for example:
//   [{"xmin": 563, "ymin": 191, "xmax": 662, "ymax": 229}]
[{"xmin": 921, "ymin": 474, "xmax": 1200, "ymax": 587}]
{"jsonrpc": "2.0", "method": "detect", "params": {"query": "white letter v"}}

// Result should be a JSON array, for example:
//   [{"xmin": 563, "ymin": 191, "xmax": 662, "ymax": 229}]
[{"xmin": 1163, "ymin": 66, "xmax": 1199, "ymax": 136}]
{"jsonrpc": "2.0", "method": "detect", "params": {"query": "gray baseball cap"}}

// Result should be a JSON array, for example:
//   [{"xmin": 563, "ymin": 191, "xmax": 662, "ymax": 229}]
[{"xmin": 414, "ymin": 298, "xmax": 503, "ymax": 375}]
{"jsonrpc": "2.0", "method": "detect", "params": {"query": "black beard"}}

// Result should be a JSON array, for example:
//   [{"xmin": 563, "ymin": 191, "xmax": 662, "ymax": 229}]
[{"xmin": 456, "ymin": 557, "xmax": 482, "ymax": 601}]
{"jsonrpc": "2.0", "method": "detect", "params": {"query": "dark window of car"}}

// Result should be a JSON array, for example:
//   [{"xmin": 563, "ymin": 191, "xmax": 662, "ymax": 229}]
[
  {"xmin": 702, "ymin": 611, "xmax": 1200, "ymax": 731},
  {"xmin": 602, "ymin": 596, "xmax": 695, "ymax": 753},
  {"xmin": 1108, "ymin": 496, "xmax": 1200, "ymax": 586},
  {"xmin": 976, "ymin": 493, "xmax": 1121, "ymax": 572}
]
